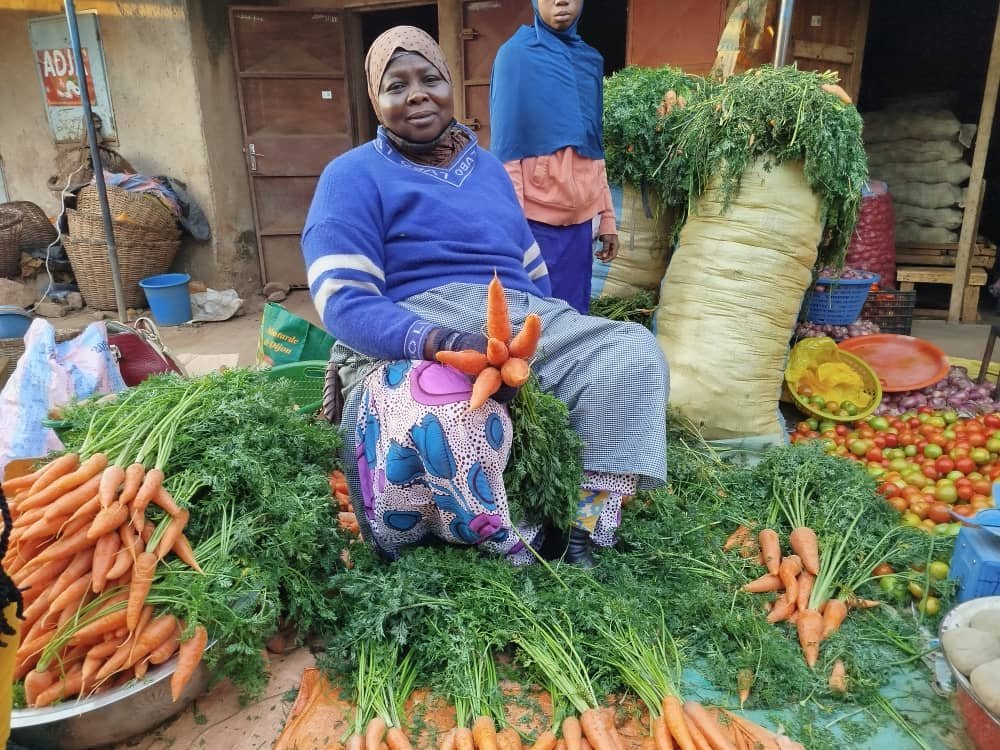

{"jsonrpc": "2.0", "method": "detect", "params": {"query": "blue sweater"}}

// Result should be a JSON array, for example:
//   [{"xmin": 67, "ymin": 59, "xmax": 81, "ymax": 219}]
[{"xmin": 302, "ymin": 127, "xmax": 551, "ymax": 360}]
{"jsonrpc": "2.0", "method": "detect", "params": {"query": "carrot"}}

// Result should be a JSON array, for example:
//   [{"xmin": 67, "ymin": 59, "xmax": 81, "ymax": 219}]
[
  {"xmin": 131, "ymin": 468, "xmax": 165, "ymax": 531},
  {"xmin": 16, "ymin": 555, "xmax": 73, "ymax": 596},
  {"xmin": 778, "ymin": 555, "xmax": 801, "ymax": 606},
  {"xmin": 34, "ymin": 668, "xmax": 83, "ymax": 708},
  {"xmin": 119, "ymin": 463, "xmax": 146, "ymax": 506},
  {"xmin": 562, "ymin": 716, "xmax": 583, "ymax": 750},
  {"xmin": 723, "ymin": 525, "xmax": 750, "ymax": 552},
  {"xmin": 168, "ymin": 623, "xmax": 207, "ymax": 700},
  {"xmin": 438, "ymin": 728, "xmax": 457, "ymax": 750},
  {"xmin": 737, "ymin": 668, "xmax": 753, "ymax": 709},
  {"xmin": 83, "ymin": 637, "xmax": 125, "ymax": 682},
  {"xmin": 788, "ymin": 527, "xmax": 819, "ymax": 576},
  {"xmin": 20, "ymin": 453, "xmax": 108, "ymax": 512},
  {"xmin": 98, "ymin": 464, "xmax": 126, "ymax": 508},
  {"xmin": 91, "ymin": 531, "xmax": 121, "ymax": 593},
  {"xmin": 474, "ymin": 716, "xmax": 500, "ymax": 750},
  {"xmin": 487, "ymin": 338, "xmax": 510, "ymax": 367},
  {"xmin": 681, "ymin": 717, "xmax": 712, "ymax": 750},
  {"xmin": 2, "ymin": 466, "xmax": 44, "ymax": 496},
  {"xmin": 468, "ymin": 367, "xmax": 503, "ymax": 411},
  {"xmin": 766, "ymin": 597, "xmax": 796, "ymax": 624},
  {"xmin": 602, "ymin": 708, "xmax": 627, "ymax": 750},
  {"xmin": 821, "ymin": 599, "xmax": 848, "ymax": 640},
  {"xmin": 367, "ymin": 716, "xmax": 388, "ymax": 750},
  {"xmin": 652, "ymin": 716, "xmax": 675, "ymax": 750},
  {"xmin": 127, "ymin": 551, "xmax": 158, "ymax": 630},
  {"xmin": 28, "ymin": 523, "xmax": 93, "ymax": 570},
  {"xmin": 758, "ymin": 529, "xmax": 780, "ymax": 575},
  {"xmin": 796, "ymin": 571, "xmax": 815, "ymax": 613},
  {"xmin": 68, "ymin": 494, "xmax": 102, "ymax": 526},
  {"xmin": 48, "ymin": 573, "xmax": 91, "ymax": 614},
  {"xmin": 742, "ymin": 573, "xmax": 782, "ymax": 593},
  {"xmin": 95, "ymin": 635, "xmax": 136, "ymax": 683},
  {"xmin": 106, "ymin": 544, "xmax": 136, "ymax": 581},
  {"xmin": 796, "ymin": 609, "xmax": 824, "ymax": 667},
  {"xmin": 47, "ymin": 548, "xmax": 95, "ymax": 605},
  {"xmin": 172, "ymin": 533, "xmax": 203, "ymax": 573},
  {"xmin": 149, "ymin": 622, "xmax": 182, "ymax": 665},
  {"xmin": 349, "ymin": 734, "xmax": 366, "ymax": 750},
  {"xmin": 556, "ymin": 741, "xmax": 566, "ymax": 750},
  {"xmin": 530, "ymin": 731, "xmax": 558, "ymax": 750},
  {"xmin": 18, "ymin": 513, "xmax": 70, "ymax": 543},
  {"xmin": 25, "ymin": 453, "xmax": 79, "ymax": 496},
  {"xmin": 487, "ymin": 271, "xmax": 512, "ymax": 342},
  {"xmin": 498, "ymin": 728, "xmax": 523, "ymax": 750},
  {"xmin": 386, "ymin": 726, "xmax": 414, "ymax": 750},
  {"xmin": 70, "ymin": 601, "xmax": 128, "ymax": 646},
  {"xmin": 455, "ymin": 727, "xmax": 476, "ymax": 750},
  {"xmin": 41, "ymin": 473, "xmax": 102, "ymax": 521},
  {"xmin": 436, "ymin": 349, "xmax": 489, "ymax": 376},
  {"xmin": 87, "ymin": 502, "xmax": 129, "ymax": 540},
  {"xmin": 579, "ymin": 708, "xmax": 616, "ymax": 750},
  {"xmin": 821, "ymin": 83, "xmax": 853, "ymax": 105},
  {"xmin": 131, "ymin": 613, "xmax": 177, "ymax": 666},
  {"xmin": 828, "ymin": 659, "xmax": 847, "ymax": 693},
  {"xmin": 155, "ymin": 509, "xmax": 189, "ymax": 561},
  {"xmin": 128, "ymin": 605, "xmax": 155, "ymax": 665},
  {"xmin": 508, "ymin": 313, "xmax": 542, "ymax": 359},
  {"xmin": 661, "ymin": 696, "xmax": 696, "ymax": 750},
  {"xmin": 500, "ymin": 358, "xmax": 531, "ymax": 388},
  {"xmin": 846, "ymin": 597, "xmax": 881, "ymax": 610},
  {"xmin": 683, "ymin": 702, "xmax": 737, "ymax": 750}
]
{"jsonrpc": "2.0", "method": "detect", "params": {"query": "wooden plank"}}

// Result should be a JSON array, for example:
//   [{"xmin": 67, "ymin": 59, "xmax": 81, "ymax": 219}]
[
  {"xmin": 792, "ymin": 39, "xmax": 854, "ymax": 64},
  {"xmin": 895, "ymin": 254, "xmax": 994, "ymax": 268},
  {"xmin": 897, "ymin": 241, "xmax": 998, "ymax": 252},
  {"xmin": 896, "ymin": 266, "xmax": 988, "ymax": 285},
  {"xmin": 949, "ymin": 7, "xmax": 1000, "ymax": 322}
]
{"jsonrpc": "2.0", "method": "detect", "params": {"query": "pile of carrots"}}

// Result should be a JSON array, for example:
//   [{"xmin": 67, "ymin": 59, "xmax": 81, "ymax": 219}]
[
  {"xmin": 436, "ymin": 272, "xmax": 543, "ymax": 410},
  {"xmin": 2, "ymin": 453, "xmax": 208, "ymax": 708}
]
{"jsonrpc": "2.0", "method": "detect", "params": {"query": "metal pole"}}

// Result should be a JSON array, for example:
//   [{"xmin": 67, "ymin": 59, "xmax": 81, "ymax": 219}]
[
  {"xmin": 773, "ymin": 0, "xmax": 796, "ymax": 67},
  {"xmin": 64, "ymin": 0, "xmax": 128, "ymax": 321}
]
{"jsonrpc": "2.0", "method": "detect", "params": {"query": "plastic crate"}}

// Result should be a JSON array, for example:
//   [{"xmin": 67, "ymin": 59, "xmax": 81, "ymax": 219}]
[
  {"xmin": 805, "ymin": 274, "xmax": 880, "ymax": 325},
  {"xmin": 859, "ymin": 289, "xmax": 916, "ymax": 335},
  {"xmin": 261, "ymin": 360, "xmax": 327, "ymax": 413},
  {"xmin": 950, "ymin": 525, "xmax": 1000, "ymax": 602}
]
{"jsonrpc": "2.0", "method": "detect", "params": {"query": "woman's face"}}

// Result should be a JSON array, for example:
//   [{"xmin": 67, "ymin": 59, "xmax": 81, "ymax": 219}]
[
  {"xmin": 378, "ymin": 53, "xmax": 454, "ymax": 143},
  {"xmin": 536, "ymin": 0, "xmax": 582, "ymax": 31}
]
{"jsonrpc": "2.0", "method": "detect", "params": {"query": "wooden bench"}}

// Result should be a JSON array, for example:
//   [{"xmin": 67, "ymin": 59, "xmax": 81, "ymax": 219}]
[
  {"xmin": 896, "ymin": 241, "xmax": 997, "ymax": 269},
  {"xmin": 896, "ymin": 265, "xmax": 988, "ymax": 323}
]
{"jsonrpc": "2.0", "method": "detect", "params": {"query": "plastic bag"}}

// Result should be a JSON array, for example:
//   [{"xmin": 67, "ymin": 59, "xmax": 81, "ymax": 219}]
[
  {"xmin": 786, "ymin": 337, "xmax": 872, "ymax": 408},
  {"xmin": 655, "ymin": 159, "xmax": 821, "ymax": 440},
  {"xmin": 845, "ymin": 181, "xmax": 896, "ymax": 289},
  {"xmin": 0, "ymin": 319, "xmax": 126, "ymax": 473},
  {"xmin": 256, "ymin": 302, "xmax": 335, "ymax": 367}
]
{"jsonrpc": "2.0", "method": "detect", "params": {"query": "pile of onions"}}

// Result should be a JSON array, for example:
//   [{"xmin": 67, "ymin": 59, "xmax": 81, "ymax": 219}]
[
  {"xmin": 795, "ymin": 320, "xmax": 880, "ymax": 342},
  {"xmin": 874, "ymin": 367, "xmax": 1000, "ymax": 417}
]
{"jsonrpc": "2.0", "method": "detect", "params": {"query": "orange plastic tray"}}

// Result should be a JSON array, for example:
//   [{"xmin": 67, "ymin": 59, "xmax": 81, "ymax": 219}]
[{"xmin": 838, "ymin": 334, "xmax": 950, "ymax": 392}]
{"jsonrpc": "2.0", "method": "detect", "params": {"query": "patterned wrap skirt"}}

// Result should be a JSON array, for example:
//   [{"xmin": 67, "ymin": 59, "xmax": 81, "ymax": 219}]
[{"xmin": 333, "ymin": 283, "xmax": 669, "ymax": 561}]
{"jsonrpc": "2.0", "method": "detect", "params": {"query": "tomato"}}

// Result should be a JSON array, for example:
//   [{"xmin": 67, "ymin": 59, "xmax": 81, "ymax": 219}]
[
  {"xmin": 908, "ymin": 417, "xmax": 921, "ymax": 428},
  {"xmin": 877, "ymin": 482, "xmax": 899, "ymax": 497},
  {"xmin": 910, "ymin": 500, "xmax": 929, "ymax": 519},
  {"xmin": 955, "ymin": 457, "xmax": 976, "ymax": 475},
  {"xmin": 928, "ymin": 416, "xmax": 947, "ymax": 428},
  {"xmin": 934, "ymin": 484, "xmax": 958, "ymax": 504},
  {"xmin": 970, "ymin": 432, "xmax": 988, "ymax": 448},
  {"xmin": 904, "ymin": 444, "xmax": 918, "ymax": 457},
  {"xmin": 908, "ymin": 582, "xmax": 925, "ymax": 599},
  {"xmin": 920, "ymin": 519, "xmax": 938, "ymax": 533},
  {"xmin": 834, "ymin": 424, "xmax": 850, "ymax": 436},
  {"xmin": 919, "ymin": 596, "xmax": 941, "ymax": 616},
  {"xmin": 922, "ymin": 465, "xmax": 939, "ymax": 480},
  {"xmin": 972, "ymin": 498, "xmax": 994, "ymax": 512},
  {"xmin": 872, "ymin": 435, "xmax": 887, "ymax": 449},
  {"xmin": 929, "ymin": 561, "xmax": 950, "ymax": 580},
  {"xmin": 943, "ymin": 411, "xmax": 959, "ymax": 424},
  {"xmin": 957, "ymin": 484, "xmax": 975, "ymax": 501},
  {"xmin": 990, "ymin": 465, "xmax": 1000, "ymax": 481},
  {"xmin": 953, "ymin": 505, "xmax": 975, "ymax": 518},
  {"xmin": 908, "ymin": 474, "xmax": 929, "ymax": 489},
  {"xmin": 973, "ymin": 479, "xmax": 993, "ymax": 497},
  {"xmin": 858, "ymin": 426, "xmax": 876, "ymax": 440},
  {"xmin": 879, "ymin": 574, "xmax": 900, "ymax": 594},
  {"xmin": 872, "ymin": 563, "xmax": 894, "ymax": 577},
  {"xmin": 902, "ymin": 511, "xmax": 923, "ymax": 527},
  {"xmin": 971, "ymin": 447, "xmax": 991, "ymax": 465},
  {"xmin": 884, "ymin": 433, "xmax": 899, "ymax": 448},
  {"xmin": 849, "ymin": 440, "xmax": 868, "ymax": 457},
  {"xmin": 923, "ymin": 444, "xmax": 943, "ymax": 459},
  {"xmin": 985, "ymin": 414, "xmax": 1000, "ymax": 429},
  {"xmin": 866, "ymin": 447, "xmax": 884, "ymax": 463},
  {"xmin": 890, "ymin": 497, "xmax": 908, "ymax": 512},
  {"xmin": 935, "ymin": 457, "xmax": 956, "ymax": 474},
  {"xmin": 819, "ymin": 420, "xmax": 836, "ymax": 433},
  {"xmin": 927, "ymin": 503, "xmax": 953, "ymax": 524},
  {"xmin": 869, "ymin": 416, "xmax": 890, "ymax": 432}
]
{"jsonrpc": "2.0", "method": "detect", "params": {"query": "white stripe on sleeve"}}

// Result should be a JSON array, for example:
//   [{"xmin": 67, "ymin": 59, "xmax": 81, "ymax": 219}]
[
  {"xmin": 307, "ymin": 253, "xmax": 386, "ymax": 287},
  {"xmin": 314, "ymin": 277, "xmax": 383, "ymax": 315},
  {"xmin": 522, "ymin": 241, "xmax": 541, "ymax": 268}
]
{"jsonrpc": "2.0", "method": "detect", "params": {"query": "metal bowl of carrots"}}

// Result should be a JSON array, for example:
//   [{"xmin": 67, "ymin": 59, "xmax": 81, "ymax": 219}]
[{"xmin": 10, "ymin": 647, "xmax": 211, "ymax": 750}]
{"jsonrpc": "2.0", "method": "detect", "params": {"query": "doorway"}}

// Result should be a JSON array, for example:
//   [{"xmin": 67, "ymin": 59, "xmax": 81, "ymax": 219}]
[
  {"xmin": 358, "ymin": 4, "xmax": 439, "ymax": 140},
  {"xmin": 578, "ymin": 0, "xmax": 628, "ymax": 76}
]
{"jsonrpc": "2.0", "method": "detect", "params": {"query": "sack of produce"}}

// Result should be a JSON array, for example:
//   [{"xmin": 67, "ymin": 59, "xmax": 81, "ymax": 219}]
[
  {"xmin": 256, "ymin": 302, "xmax": 335, "ymax": 368},
  {"xmin": 845, "ymin": 182, "xmax": 896, "ymax": 289},
  {"xmin": 590, "ymin": 184, "xmax": 676, "ymax": 299},
  {"xmin": 654, "ymin": 67, "xmax": 867, "ymax": 440}
]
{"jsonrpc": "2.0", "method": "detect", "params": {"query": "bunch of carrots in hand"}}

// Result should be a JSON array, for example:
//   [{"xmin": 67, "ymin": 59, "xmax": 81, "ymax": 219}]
[
  {"xmin": 436, "ymin": 272, "xmax": 542, "ymax": 410},
  {"xmin": 2, "ymin": 452, "xmax": 208, "ymax": 707}
]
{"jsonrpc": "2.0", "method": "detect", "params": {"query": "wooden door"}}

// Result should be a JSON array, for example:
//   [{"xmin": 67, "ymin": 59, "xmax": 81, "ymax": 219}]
[
  {"xmin": 789, "ymin": 0, "xmax": 871, "ymax": 101},
  {"xmin": 230, "ymin": 7, "xmax": 354, "ymax": 288},
  {"xmin": 460, "ymin": 0, "xmax": 534, "ymax": 149}
]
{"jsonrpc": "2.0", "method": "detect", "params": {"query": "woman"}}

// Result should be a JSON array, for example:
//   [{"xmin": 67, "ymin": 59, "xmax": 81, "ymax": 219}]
[
  {"xmin": 302, "ymin": 26, "xmax": 666, "ymax": 566},
  {"xmin": 489, "ymin": 0, "xmax": 617, "ymax": 314}
]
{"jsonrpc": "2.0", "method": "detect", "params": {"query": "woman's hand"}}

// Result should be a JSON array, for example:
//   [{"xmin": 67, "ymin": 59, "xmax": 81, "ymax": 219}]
[{"xmin": 596, "ymin": 234, "xmax": 619, "ymax": 263}]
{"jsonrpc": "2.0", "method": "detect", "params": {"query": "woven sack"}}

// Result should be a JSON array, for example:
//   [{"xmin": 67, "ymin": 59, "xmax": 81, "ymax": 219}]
[
  {"xmin": 655, "ymin": 159, "xmax": 821, "ymax": 440},
  {"xmin": 64, "ymin": 237, "xmax": 179, "ymax": 310}
]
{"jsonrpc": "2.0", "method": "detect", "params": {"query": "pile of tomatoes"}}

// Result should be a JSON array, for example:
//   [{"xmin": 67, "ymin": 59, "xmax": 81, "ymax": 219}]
[{"xmin": 790, "ymin": 409, "xmax": 1000, "ymax": 533}]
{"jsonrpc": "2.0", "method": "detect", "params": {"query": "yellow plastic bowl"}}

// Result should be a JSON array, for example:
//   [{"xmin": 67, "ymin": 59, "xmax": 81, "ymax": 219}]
[{"xmin": 786, "ymin": 348, "xmax": 883, "ymax": 423}]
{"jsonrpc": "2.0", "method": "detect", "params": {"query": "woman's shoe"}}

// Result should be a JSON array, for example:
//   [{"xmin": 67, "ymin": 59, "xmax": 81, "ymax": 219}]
[{"xmin": 565, "ymin": 526, "xmax": 595, "ymax": 568}]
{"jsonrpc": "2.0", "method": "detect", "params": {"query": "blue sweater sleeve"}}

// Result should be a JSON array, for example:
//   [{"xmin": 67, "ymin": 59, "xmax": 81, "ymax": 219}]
[{"xmin": 302, "ymin": 161, "xmax": 429, "ymax": 361}]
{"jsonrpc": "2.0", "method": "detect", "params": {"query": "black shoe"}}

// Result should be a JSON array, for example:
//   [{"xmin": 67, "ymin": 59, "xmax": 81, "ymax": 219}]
[{"xmin": 565, "ymin": 526, "xmax": 595, "ymax": 568}]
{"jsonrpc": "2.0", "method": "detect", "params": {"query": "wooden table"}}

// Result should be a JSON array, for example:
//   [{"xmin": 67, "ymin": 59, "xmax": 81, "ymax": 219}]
[{"xmin": 896, "ymin": 265, "xmax": 989, "ymax": 323}]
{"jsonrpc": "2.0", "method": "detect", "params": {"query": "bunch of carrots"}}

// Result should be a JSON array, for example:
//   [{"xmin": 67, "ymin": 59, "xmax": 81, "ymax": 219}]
[
  {"xmin": 2, "ymin": 437, "xmax": 209, "ymax": 706},
  {"xmin": 331, "ymin": 469, "xmax": 360, "ymax": 537},
  {"xmin": 436, "ymin": 272, "xmax": 543, "ymax": 411}
]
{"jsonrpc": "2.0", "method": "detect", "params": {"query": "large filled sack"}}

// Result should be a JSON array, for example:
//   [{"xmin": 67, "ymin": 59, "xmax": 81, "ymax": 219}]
[
  {"xmin": 655, "ymin": 159, "xmax": 821, "ymax": 440},
  {"xmin": 591, "ymin": 183, "xmax": 676, "ymax": 299},
  {"xmin": 845, "ymin": 181, "xmax": 896, "ymax": 288},
  {"xmin": 863, "ymin": 110, "xmax": 962, "ymax": 143}
]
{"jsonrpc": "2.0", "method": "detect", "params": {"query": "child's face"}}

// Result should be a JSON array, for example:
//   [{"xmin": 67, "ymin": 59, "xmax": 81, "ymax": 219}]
[{"xmin": 536, "ymin": 0, "xmax": 582, "ymax": 31}]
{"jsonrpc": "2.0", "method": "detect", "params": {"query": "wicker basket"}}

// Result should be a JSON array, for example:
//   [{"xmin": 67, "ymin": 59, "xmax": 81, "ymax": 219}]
[
  {"xmin": 67, "ymin": 209, "xmax": 180, "ymax": 244},
  {"xmin": 3, "ymin": 201, "xmax": 58, "ymax": 251},
  {"xmin": 76, "ymin": 185, "xmax": 177, "ymax": 233},
  {"xmin": 0, "ymin": 206, "xmax": 24, "ymax": 278},
  {"xmin": 64, "ymin": 236, "xmax": 180, "ymax": 310}
]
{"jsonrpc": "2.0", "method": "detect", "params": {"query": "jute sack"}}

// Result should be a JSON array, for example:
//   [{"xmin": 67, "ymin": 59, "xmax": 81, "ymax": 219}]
[
  {"xmin": 655, "ymin": 159, "xmax": 821, "ymax": 440},
  {"xmin": 591, "ymin": 183, "xmax": 676, "ymax": 299}
]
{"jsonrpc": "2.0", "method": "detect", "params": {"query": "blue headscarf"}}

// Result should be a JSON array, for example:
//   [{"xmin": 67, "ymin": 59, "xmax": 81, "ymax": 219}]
[{"xmin": 489, "ymin": 1, "xmax": 605, "ymax": 163}]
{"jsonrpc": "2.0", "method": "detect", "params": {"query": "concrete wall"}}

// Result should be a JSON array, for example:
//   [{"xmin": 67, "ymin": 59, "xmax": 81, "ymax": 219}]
[{"xmin": 0, "ymin": 0, "xmax": 261, "ymax": 295}]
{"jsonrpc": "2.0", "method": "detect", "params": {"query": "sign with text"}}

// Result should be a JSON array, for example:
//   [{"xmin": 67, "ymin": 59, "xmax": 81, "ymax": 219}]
[{"xmin": 36, "ymin": 47, "xmax": 98, "ymax": 106}]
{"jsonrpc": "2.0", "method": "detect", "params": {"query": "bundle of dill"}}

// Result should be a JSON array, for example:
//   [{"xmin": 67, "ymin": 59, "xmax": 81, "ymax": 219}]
[{"xmin": 669, "ymin": 66, "xmax": 868, "ymax": 265}]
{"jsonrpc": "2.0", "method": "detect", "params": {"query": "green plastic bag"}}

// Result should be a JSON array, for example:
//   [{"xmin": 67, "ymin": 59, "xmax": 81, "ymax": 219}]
[{"xmin": 256, "ymin": 302, "xmax": 335, "ymax": 367}]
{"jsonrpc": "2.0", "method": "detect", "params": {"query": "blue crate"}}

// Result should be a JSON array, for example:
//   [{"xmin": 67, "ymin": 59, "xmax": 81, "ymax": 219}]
[
  {"xmin": 950, "ymin": 523, "xmax": 1000, "ymax": 602},
  {"xmin": 805, "ymin": 274, "xmax": 880, "ymax": 325}
]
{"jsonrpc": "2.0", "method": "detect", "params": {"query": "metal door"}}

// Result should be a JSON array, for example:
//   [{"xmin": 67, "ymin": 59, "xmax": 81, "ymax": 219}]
[
  {"xmin": 460, "ymin": 0, "xmax": 534, "ymax": 149},
  {"xmin": 230, "ymin": 7, "xmax": 354, "ymax": 288}
]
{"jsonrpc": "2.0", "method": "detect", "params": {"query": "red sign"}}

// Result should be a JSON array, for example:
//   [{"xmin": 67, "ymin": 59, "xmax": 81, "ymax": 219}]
[{"xmin": 36, "ymin": 47, "xmax": 97, "ymax": 106}]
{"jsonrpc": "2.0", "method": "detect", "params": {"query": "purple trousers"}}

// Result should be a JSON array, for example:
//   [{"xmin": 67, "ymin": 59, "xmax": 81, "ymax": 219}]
[{"xmin": 528, "ymin": 219, "xmax": 594, "ymax": 314}]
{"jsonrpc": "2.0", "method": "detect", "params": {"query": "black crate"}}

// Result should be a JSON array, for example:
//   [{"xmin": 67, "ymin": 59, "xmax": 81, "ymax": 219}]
[{"xmin": 859, "ymin": 289, "xmax": 916, "ymax": 334}]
